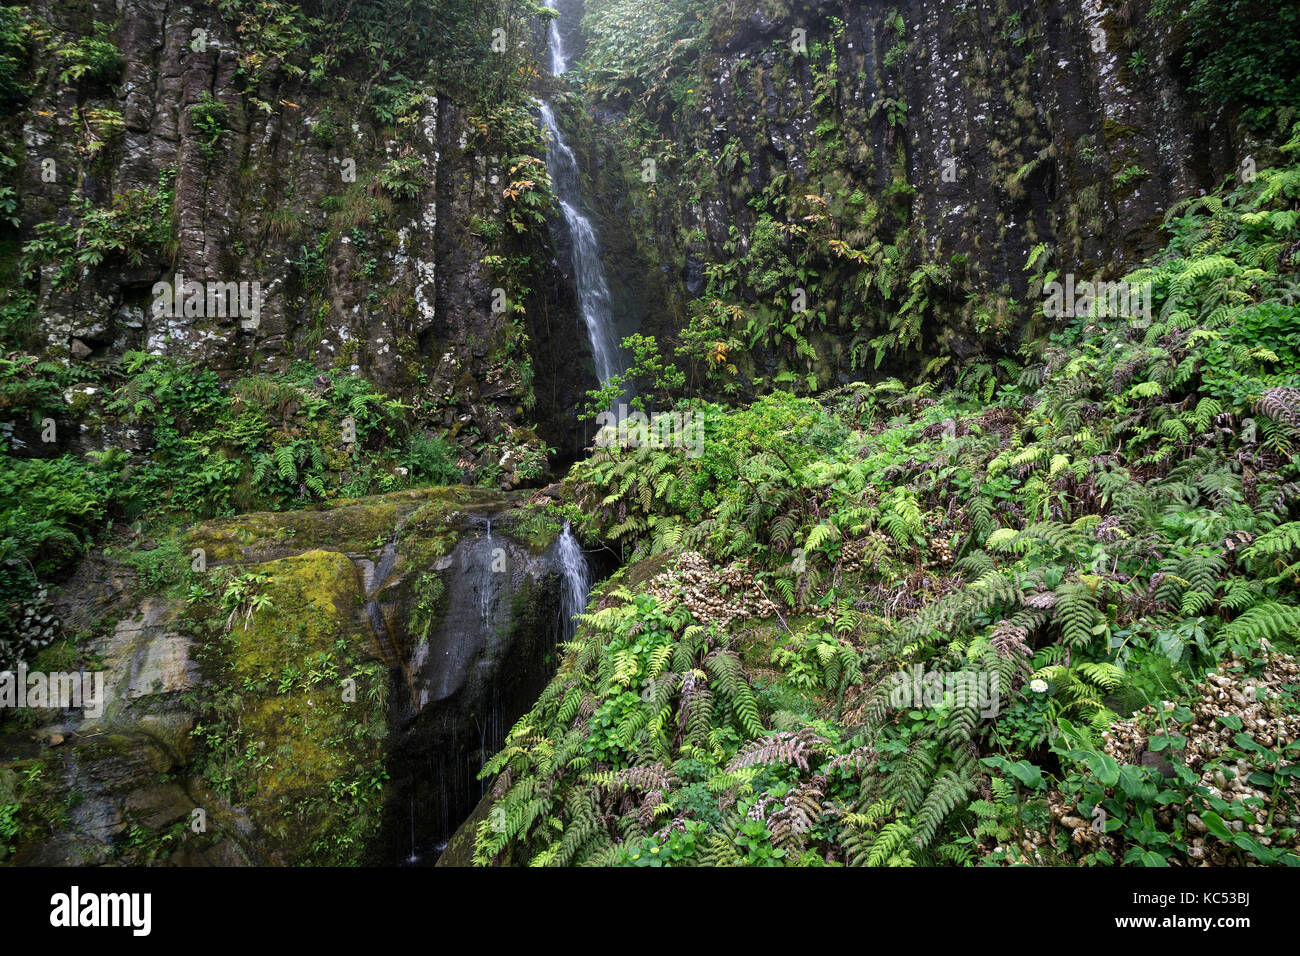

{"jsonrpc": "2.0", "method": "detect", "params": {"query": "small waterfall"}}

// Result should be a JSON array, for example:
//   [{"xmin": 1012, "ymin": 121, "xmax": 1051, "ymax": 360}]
[
  {"xmin": 381, "ymin": 515, "xmax": 600, "ymax": 864},
  {"xmin": 556, "ymin": 522, "xmax": 590, "ymax": 640},
  {"xmin": 544, "ymin": 0, "xmax": 568, "ymax": 74},
  {"xmin": 477, "ymin": 531, "xmax": 500, "ymax": 627},
  {"xmin": 373, "ymin": 538, "xmax": 398, "ymax": 587},
  {"xmin": 539, "ymin": 1, "xmax": 622, "ymax": 387}
]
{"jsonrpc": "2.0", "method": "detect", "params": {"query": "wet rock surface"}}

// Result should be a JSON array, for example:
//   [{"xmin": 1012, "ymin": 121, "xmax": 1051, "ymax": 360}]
[{"xmin": 0, "ymin": 485, "xmax": 576, "ymax": 865}]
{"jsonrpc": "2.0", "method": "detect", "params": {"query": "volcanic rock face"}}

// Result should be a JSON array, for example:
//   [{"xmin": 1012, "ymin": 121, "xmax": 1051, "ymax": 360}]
[
  {"xmin": 12, "ymin": 0, "xmax": 596, "ymax": 459},
  {"xmin": 8, "ymin": 1, "xmax": 1244, "ymax": 449},
  {"xmin": 568, "ymin": 0, "xmax": 1244, "ymax": 379}
]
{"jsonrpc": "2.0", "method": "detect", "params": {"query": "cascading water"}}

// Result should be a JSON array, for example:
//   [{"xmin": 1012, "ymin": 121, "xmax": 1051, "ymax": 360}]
[
  {"xmin": 380, "ymin": 513, "xmax": 603, "ymax": 865},
  {"xmin": 539, "ymin": 1, "xmax": 622, "ymax": 387},
  {"xmin": 375, "ymin": 10, "xmax": 617, "ymax": 864},
  {"xmin": 543, "ymin": 0, "xmax": 567, "ymax": 80},
  {"xmin": 556, "ymin": 521, "xmax": 590, "ymax": 640}
]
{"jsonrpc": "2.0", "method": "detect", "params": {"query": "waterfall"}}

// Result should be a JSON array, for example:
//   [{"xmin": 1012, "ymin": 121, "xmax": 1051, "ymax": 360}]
[
  {"xmin": 556, "ymin": 522, "xmax": 590, "ymax": 640},
  {"xmin": 544, "ymin": 0, "xmax": 568, "ymax": 74},
  {"xmin": 384, "ymin": 517, "xmax": 596, "ymax": 863},
  {"xmin": 539, "ymin": 1, "xmax": 622, "ymax": 386},
  {"xmin": 477, "ymin": 541, "xmax": 498, "ymax": 627}
]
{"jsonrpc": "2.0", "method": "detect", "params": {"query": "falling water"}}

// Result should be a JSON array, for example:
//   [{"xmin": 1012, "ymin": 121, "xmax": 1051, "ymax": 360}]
[
  {"xmin": 407, "ymin": 794, "xmax": 418, "ymax": 864},
  {"xmin": 477, "ymin": 537, "xmax": 499, "ymax": 627},
  {"xmin": 556, "ymin": 522, "xmax": 590, "ymax": 640},
  {"xmin": 544, "ymin": 0, "xmax": 567, "ymax": 74},
  {"xmin": 539, "ymin": 2, "xmax": 622, "ymax": 386},
  {"xmin": 383, "ymin": 517, "xmax": 599, "ymax": 863}
]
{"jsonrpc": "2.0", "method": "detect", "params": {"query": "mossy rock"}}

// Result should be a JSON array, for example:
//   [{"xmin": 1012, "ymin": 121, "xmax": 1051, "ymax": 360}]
[
  {"xmin": 494, "ymin": 504, "xmax": 565, "ymax": 554},
  {"xmin": 619, "ymin": 552, "xmax": 674, "ymax": 592},
  {"xmin": 226, "ymin": 549, "xmax": 363, "ymax": 674},
  {"xmin": 203, "ymin": 549, "xmax": 388, "ymax": 864},
  {"xmin": 187, "ymin": 484, "xmax": 517, "ymax": 564}
]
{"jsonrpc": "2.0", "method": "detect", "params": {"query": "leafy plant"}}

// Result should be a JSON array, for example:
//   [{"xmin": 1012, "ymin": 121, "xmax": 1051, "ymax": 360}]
[{"xmin": 188, "ymin": 92, "xmax": 228, "ymax": 161}]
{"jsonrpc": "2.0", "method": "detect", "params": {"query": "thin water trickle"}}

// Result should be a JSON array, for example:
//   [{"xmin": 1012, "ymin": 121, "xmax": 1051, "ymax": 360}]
[
  {"xmin": 373, "ymin": 541, "xmax": 397, "ymax": 592},
  {"xmin": 477, "ymin": 546, "xmax": 497, "ymax": 626},
  {"xmin": 407, "ymin": 793, "xmax": 418, "ymax": 864}
]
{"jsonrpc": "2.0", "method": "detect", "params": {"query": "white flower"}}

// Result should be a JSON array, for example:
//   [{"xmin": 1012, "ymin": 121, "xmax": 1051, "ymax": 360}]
[{"xmin": 1029, "ymin": 679, "xmax": 1049, "ymax": 694}]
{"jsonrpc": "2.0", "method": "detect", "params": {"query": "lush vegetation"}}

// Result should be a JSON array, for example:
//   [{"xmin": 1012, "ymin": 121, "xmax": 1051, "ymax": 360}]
[
  {"xmin": 0, "ymin": 0, "xmax": 563, "ymax": 666},
  {"xmin": 209, "ymin": 0, "xmax": 548, "ymax": 112},
  {"xmin": 1154, "ymin": 0, "xmax": 1300, "ymax": 128},
  {"xmin": 572, "ymin": 1, "xmax": 1035, "ymax": 395},
  {"xmin": 2, "ymin": 0, "xmax": 1298, "ymax": 871},
  {"xmin": 474, "ymin": 130, "xmax": 1300, "ymax": 866}
]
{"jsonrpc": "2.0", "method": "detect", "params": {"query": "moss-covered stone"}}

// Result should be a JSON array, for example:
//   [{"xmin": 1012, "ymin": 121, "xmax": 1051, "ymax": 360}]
[
  {"xmin": 196, "ymin": 548, "xmax": 388, "ymax": 864},
  {"xmin": 187, "ymin": 484, "xmax": 517, "ymax": 564}
]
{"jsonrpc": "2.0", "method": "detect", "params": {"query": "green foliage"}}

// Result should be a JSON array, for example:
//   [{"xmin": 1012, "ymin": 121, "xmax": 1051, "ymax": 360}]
[
  {"xmin": 410, "ymin": 571, "xmax": 446, "ymax": 646},
  {"xmin": 0, "ymin": 351, "xmax": 473, "ymax": 663},
  {"xmin": 55, "ymin": 21, "xmax": 120, "ymax": 86},
  {"xmin": 188, "ymin": 92, "xmax": 228, "ymax": 161},
  {"xmin": 1153, "ymin": 0, "xmax": 1300, "ymax": 127},
  {"xmin": 577, "ymin": 0, "xmax": 708, "ymax": 105},
  {"xmin": 0, "ymin": 451, "xmax": 117, "ymax": 596},
  {"xmin": 678, "ymin": 190, "xmax": 962, "ymax": 387},
  {"xmin": 102, "ymin": 353, "xmax": 455, "ymax": 517},
  {"xmin": 109, "ymin": 537, "xmax": 187, "ymax": 593},
  {"xmin": 401, "ymin": 433, "xmax": 461, "ymax": 486},
  {"xmin": 501, "ymin": 155, "xmax": 555, "ymax": 232},
  {"xmin": 582, "ymin": 333, "xmax": 685, "ymax": 419},
  {"xmin": 1113, "ymin": 163, "xmax": 1148, "ymax": 191},
  {"xmin": 376, "ymin": 152, "xmax": 428, "ymax": 199},
  {"xmin": 1053, "ymin": 698, "xmax": 1300, "ymax": 867},
  {"xmin": 474, "ymin": 139, "xmax": 1300, "ymax": 866},
  {"xmin": 213, "ymin": 0, "xmax": 548, "ymax": 110},
  {"xmin": 0, "ymin": 445, "xmax": 124, "ymax": 659},
  {"xmin": 0, "ymin": 763, "xmax": 59, "ymax": 861},
  {"xmin": 0, "ymin": 6, "xmax": 33, "ymax": 108},
  {"xmin": 20, "ymin": 171, "xmax": 176, "ymax": 289}
]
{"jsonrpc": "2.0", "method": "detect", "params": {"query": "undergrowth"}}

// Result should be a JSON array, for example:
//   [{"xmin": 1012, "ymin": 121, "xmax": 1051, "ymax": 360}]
[{"xmin": 473, "ymin": 126, "xmax": 1300, "ymax": 867}]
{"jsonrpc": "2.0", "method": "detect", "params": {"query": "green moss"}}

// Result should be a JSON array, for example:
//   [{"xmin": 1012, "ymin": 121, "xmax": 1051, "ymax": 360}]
[
  {"xmin": 499, "ymin": 504, "xmax": 563, "ymax": 553},
  {"xmin": 228, "ymin": 550, "xmax": 358, "ymax": 674},
  {"xmin": 1103, "ymin": 118, "xmax": 1138, "ymax": 143},
  {"xmin": 615, "ymin": 552, "xmax": 674, "ymax": 592},
  {"xmin": 187, "ymin": 484, "xmax": 512, "ymax": 564},
  {"xmin": 193, "ymin": 549, "xmax": 389, "ymax": 864}
]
